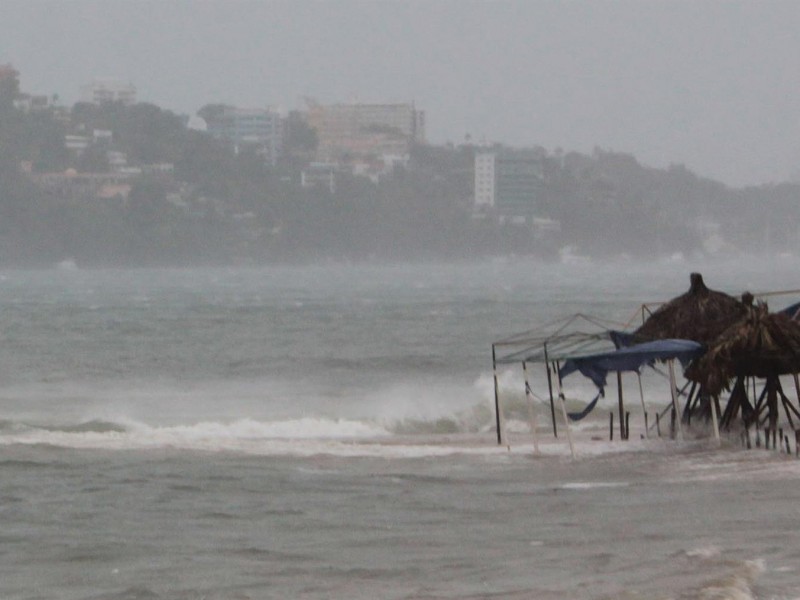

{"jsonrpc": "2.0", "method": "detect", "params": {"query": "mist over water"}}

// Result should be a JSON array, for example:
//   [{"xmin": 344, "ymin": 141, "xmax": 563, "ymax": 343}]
[
  {"xmin": 2, "ymin": 257, "xmax": 800, "ymax": 598},
  {"xmin": 1, "ymin": 256, "xmax": 798, "ymax": 439}
]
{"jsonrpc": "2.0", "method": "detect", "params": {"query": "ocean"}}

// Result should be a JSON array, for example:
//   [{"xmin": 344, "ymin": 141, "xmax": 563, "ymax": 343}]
[{"xmin": 1, "ymin": 257, "xmax": 800, "ymax": 599}]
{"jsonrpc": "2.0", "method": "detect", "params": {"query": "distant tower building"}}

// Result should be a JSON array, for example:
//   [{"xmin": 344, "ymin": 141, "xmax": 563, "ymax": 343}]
[
  {"xmin": 474, "ymin": 149, "xmax": 544, "ymax": 219},
  {"xmin": 0, "ymin": 63, "xmax": 19, "ymax": 84},
  {"xmin": 474, "ymin": 152, "xmax": 496, "ymax": 208},
  {"xmin": 202, "ymin": 106, "xmax": 284, "ymax": 165},
  {"xmin": 80, "ymin": 79, "xmax": 137, "ymax": 105},
  {"xmin": 0, "ymin": 63, "xmax": 20, "ymax": 98}
]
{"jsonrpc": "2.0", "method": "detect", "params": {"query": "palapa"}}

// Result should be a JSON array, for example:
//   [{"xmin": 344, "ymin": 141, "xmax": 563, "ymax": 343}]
[
  {"xmin": 686, "ymin": 302, "xmax": 800, "ymax": 396},
  {"xmin": 633, "ymin": 273, "xmax": 748, "ymax": 345}
]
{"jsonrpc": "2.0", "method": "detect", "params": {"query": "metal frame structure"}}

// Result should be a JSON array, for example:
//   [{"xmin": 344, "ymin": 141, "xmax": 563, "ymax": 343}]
[{"xmin": 490, "ymin": 288, "xmax": 800, "ymax": 458}]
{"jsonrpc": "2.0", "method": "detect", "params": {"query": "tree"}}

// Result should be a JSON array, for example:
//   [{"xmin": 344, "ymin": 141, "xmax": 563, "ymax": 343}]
[{"xmin": 283, "ymin": 111, "xmax": 318, "ymax": 156}]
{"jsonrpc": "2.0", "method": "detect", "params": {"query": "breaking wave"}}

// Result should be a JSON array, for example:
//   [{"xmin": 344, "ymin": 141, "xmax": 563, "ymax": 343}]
[{"xmin": 694, "ymin": 557, "xmax": 765, "ymax": 600}]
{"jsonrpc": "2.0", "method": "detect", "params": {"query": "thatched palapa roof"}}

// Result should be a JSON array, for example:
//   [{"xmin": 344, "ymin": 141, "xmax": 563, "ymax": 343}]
[
  {"xmin": 686, "ymin": 303, "xmax": 800, "ymax": 396},
  {"xmin": 633, "ymin": 273, "xmax": 748, "ymax": 345}
]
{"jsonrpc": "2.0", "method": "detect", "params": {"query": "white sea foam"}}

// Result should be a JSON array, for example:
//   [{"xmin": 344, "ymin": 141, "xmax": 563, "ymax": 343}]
[
  {"xmin": 0, "ymin": 413, "xmax": 711, "ymax": 459},
  {"xmin": 686, "ymin": 545, "xmax": 722, "ymax": 559},
  {"xmin": 560, "ymin": 481, "xmax": 629, "ymax": 490},
  {"xmin": 696, "ymin": 558, "xmax": 765, "ymax": 600}
]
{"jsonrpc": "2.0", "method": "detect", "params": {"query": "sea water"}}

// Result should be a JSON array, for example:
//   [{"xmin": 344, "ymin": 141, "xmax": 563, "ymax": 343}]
[{"xmin": 1, "ymin": 258, "xmax": 800, "ymax": 599}]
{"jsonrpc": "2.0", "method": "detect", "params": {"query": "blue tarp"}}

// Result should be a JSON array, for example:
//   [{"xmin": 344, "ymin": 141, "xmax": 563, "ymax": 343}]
[
  {"xmin": 609, "ymin": 330, "xmax": 637, "ymax": 349},
  {"xmin": 780, "ymin": 301, "xmax": 800, "ymax": 320},
  {"xmin": 559, "ymin": 339, "xmax": 705, "ymax": 420}
]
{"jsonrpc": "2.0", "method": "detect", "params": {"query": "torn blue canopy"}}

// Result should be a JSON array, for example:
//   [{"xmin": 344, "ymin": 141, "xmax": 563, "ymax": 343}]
[
  {"xmin": 558, "ymin": 339, "xmax": 705, "ymax": 420},
  {"xmin": 780, "ymin": 300, "xmax": 800, "ymax": 320}
]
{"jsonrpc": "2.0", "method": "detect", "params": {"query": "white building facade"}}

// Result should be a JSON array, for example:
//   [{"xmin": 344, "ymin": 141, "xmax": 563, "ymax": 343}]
[
  {"xmin": 474, "ymin": 151, "xmax": 496, "ymax": 208},
  {"xmin": 80, "ymin": 80, "xmax": 137, "ymax": 105}
]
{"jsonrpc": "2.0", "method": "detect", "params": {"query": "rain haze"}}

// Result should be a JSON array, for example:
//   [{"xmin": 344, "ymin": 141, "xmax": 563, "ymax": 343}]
[
  {"xmin": 6, "ymin": 3, "xmax": 800, "ymax": 599},
  {"xmin": 3, "ymin": 0, "xmax": 800, "ymax": 187}
]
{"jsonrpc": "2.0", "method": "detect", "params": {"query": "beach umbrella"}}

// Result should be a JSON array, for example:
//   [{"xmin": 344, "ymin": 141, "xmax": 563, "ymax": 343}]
[{"xmin": 633, "ymin": 273, "xmax": 748, "ymax": 345}]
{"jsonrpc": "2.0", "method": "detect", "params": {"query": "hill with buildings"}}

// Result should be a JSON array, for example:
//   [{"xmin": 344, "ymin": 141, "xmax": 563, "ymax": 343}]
[{"xmin": 1, "ymin": 63, "xmax": 799, "ymax": 267}]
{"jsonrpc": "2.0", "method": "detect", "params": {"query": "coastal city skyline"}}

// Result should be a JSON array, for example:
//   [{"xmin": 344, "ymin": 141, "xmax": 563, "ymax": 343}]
[{"xmin": 3, "ymin": 0, "xmax": 800, "ymax": 187}]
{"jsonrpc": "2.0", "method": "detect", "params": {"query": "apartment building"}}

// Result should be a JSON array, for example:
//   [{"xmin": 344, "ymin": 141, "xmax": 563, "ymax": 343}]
[
  {"xmin": 474, "ymin": 150, "xmax": 545, "ymax": 220},
  {"xmin": 203, "ymin": 106, "xmax": 283, "ymax": 165},
  {"xmin": 305, "ymin": 102, "xmax": 425, "ymax": 162}
]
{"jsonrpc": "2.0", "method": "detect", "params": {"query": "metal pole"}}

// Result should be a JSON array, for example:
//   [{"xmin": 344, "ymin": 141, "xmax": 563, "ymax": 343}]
[
  {"xmin": 668, "ymin": 359, "xmax": 684, "ymax": 441},
  {"xmin": 492, "ymin": 344, "xmax": 503, "ymax": 445},
  {"xmin": 523, "ymin": 361, "xmax": 540, "ymax": 454},
  {"xmin": 544, "ymin": 343, "xmax": 558, "ymax": 438},
  {"xmin": 637, "ymin": 373, "xmax": 648, "ymax": 439},
  {"xmin": 617, "ymin": 371, "xmax": 626, "ymax": 440},
  {"xmin": 554, "ymin": 365, "xmax": 576, "ymax": 459}
]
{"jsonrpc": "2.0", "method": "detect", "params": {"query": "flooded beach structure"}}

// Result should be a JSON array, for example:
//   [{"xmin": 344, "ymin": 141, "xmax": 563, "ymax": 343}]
[{"xmin": 492, "ymin": 273, "xmax": 800, "ymax": 456}]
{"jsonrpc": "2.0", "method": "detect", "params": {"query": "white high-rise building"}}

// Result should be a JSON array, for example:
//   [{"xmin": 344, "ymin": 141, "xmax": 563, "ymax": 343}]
[
  {"xmin": 474, "ymin": 152, "xmax": 496, "ymax": 208},
  {"xmin": 474, "ymin": 149, "xmax": 545, "ymax": 218}
]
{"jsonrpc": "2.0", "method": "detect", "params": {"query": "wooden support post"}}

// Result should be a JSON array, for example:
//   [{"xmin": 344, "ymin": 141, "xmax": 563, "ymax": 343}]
[
  {"xmin": 753, "ymin": 382, "xmax": 770, "ymax": 426},
  {"xmin": 668, "ymin": 360, "xmax": 684, "ymax": 441},
  {"xmin": 625, "ymin": 411, "xmax": 630, "ymax": 441},
  {"xmin": 746, "ymin": 426, "xmax": 752, "ymax": 449},
  {"xmin": 644, "ymin": 412, "xmax": 649, "ymax": 437},
  {"xmin": 522, "ymin": 361, "xmax": 539, "ymax": 455},
  {"xmin": 767, "ymin": 375, "xmax": 779, "ymax": 437},
  {"xmin": 554, "ymin": 364, "xmax": 575, "ymax": 459},
  {"xmin": 776, "ymin": 379, "xmax": 800, "ymax": 429},
  {"xmin": 670, "ymin": 408, "xmax": 676, "ymax": 440},
  {"xmin": 656, "ymin": 412, "xmax": 661, "ymax": 437},
  {"xmin": 793, "ymin": 372, "xmax": 800, "ymax": 414},
  {"xmin": 721, "ymin": 376, "xmax": 745, "ymax": 430},
  {"xmin": 795, "ymin": 430, "xmax": 800, "ymax": 457},
  {"xmin": 683, "ymin": 382, "xmax": 699, "ymax": 425},
  {"xmin": 609, "ymin": 412, "xmax": 614, "ymax": 441},
  {"xmin": 785, "ymin": 435, "xmax": 791, "ymax": 455},
  {"xmin": 710, "ymin": 393, "xmax": 721, "ymax": 446}
]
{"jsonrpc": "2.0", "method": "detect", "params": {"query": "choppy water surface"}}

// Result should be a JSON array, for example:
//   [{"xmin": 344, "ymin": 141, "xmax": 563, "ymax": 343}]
[{"xmin": 1, "ymin": 257, "xmax": 800, "ymax": 599}]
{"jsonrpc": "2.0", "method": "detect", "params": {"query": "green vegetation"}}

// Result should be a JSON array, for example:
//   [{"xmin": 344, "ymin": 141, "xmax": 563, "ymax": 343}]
[{"xmin": 0, "ymin": 89, "xmax": 798, "ymax": 267}]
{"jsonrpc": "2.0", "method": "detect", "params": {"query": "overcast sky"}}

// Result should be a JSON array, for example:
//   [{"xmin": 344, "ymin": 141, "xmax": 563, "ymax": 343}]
[{"xmin": 2, "ymin": 0, "xmax": 799, "ymax": 187}]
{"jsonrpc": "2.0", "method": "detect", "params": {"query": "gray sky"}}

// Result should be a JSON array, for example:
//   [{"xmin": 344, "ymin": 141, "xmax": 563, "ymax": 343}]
[{"xmin": 3, "ymin": 0, "xmax": 799, "ymax": 187}]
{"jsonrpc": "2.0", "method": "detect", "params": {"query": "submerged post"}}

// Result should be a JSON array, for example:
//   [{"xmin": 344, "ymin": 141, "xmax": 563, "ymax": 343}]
[
  {"xmin": 554, "ymin": 362, "xmax": 576, "ymax": 459},
  {"xmin": 523, "ymin": 361, "xmax": 540, "ymax": 454},
  {"xmin": 668, "ymin": 360, "xmax": 684, "ymax": 441},
  {"xmin": 492, "ymin": 344, "xmax": 503, "ymax": 445}
]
